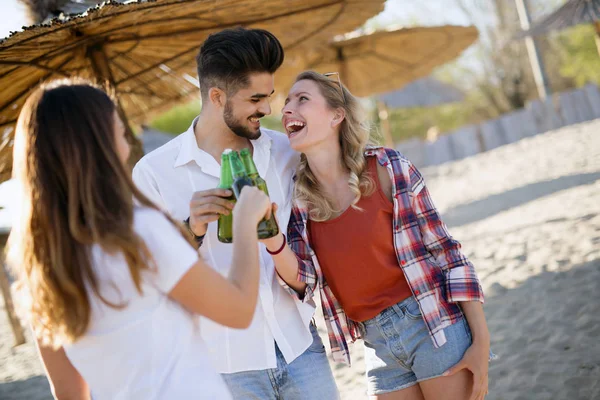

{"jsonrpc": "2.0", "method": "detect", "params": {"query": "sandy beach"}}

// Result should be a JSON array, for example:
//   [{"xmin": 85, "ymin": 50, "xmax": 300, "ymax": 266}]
[{"xmin": 1, "ymin": 120, "xmax": 599, "ymax": 399}]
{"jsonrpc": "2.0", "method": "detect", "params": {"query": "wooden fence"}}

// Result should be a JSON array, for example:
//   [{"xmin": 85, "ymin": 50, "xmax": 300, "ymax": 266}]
[
  {"xmin": 1, "ymin": 230, "xmax": 26, "ymax": 346},
  {"xmin": 397, "ymin": 84, "xmax": 600, "ymax": 167}
]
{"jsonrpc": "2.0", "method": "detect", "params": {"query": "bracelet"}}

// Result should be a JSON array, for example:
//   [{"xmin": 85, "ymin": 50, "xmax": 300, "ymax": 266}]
[
  {"xmin": 184, "ymin": 217, "xmax": 206, "ymax": 248},
  {"xmin": 266, "ymin": 234, "xmax": 286, "ymax": 255}
]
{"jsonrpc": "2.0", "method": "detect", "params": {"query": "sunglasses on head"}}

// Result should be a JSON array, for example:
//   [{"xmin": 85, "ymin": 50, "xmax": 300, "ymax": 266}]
[{"xmin": 323, "ymin": 72, "xmax": 346, "ymax": 104}]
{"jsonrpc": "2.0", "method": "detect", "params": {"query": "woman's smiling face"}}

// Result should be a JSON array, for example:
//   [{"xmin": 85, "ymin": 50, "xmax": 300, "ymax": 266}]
[{"xmin": 281, "ymin": 79, "xmax": 340, "ymax": 152}]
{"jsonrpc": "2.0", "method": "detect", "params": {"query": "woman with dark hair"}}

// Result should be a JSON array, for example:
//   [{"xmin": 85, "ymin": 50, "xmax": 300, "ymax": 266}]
[
  {"xmin": 267, "ymin": 71, "xmax": 493, "ymax": 400},
  {"xmin": 6, "ymin": 79, "xmax": 272, "ymax": 400}
]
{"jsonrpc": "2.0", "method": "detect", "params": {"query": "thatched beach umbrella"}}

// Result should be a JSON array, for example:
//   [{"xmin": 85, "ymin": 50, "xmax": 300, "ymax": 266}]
[
  {"xmin": 516, "ymin": 0, "xmax": 600, "ymax": 54},
  {"xmin": 279, "ymin": 25, "xmax": 478, "ymax": 97},
  {"xmin": 276, "ymin": 24, "xmax": 477, "ymax": 146},
  {"xmin": 0, "ymin": 0, "xmax": 385, "ymax": 183}
]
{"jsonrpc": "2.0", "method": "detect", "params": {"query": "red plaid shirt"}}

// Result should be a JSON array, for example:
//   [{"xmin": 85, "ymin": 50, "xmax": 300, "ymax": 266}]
[{"xmin": 278, "ymin": 147, "xmax": 484, "ymax": 365}]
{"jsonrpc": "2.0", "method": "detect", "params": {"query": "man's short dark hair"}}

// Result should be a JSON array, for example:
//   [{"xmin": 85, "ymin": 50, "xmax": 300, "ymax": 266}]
[{"xmin": 196, "ymin": 27, "xmax": 284, "ymax": 100}]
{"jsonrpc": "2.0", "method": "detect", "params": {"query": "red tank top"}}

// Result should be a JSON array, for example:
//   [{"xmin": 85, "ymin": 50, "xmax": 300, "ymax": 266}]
[{"xmin": 308, "ymin": 156, "xmax": 412, "ymax": 322}]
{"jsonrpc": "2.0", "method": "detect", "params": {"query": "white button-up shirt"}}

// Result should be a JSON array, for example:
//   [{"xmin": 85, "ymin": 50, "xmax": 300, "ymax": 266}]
[{"xmin": 132, "ymin": 119, "xmax": 315, "ymax": 373}]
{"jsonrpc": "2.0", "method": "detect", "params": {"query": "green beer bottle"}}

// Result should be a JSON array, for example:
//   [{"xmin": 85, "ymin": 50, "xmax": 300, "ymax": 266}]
[
  {"xmin": 240, "ymin": 148, "xmax": 279, "ymax": 239},
  {"xmin": 229, "ymin": 149, "xmax": 254, "ymax": 197},
  {"xmin": 217, "ymin": 149, "xmax": 235, "ymax": 243}
]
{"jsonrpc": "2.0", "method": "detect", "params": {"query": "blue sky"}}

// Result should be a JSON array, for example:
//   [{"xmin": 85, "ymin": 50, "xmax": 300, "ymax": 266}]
[
  {"xmin": 0, "ymin": 0, "xmax": 27, "ymax": 39},
  {"xmin": 370, "ymin": 0, "xmax": 473, "ymax": 28},
  {"xmin": 0, "ymin": 179, "xmax": 16, "ymax": 229}
]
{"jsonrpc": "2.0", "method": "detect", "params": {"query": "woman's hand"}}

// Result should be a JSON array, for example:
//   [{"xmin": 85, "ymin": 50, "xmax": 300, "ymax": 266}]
[
  {"xmin": 260, "ymin": 203, "xmax": 283, "ymax": 251},
  {"xmin": 233, "ymin": 186, "xmax": 271, "ymax": 226},
  {"xmin": 443, "ymin": 339, "xmax": 489, "ymax": 400}
]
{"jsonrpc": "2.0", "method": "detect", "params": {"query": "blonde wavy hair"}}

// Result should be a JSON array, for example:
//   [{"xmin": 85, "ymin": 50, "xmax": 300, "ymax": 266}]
[
  {"xmin": 293, "ymin": 71, "xmax": 376, "ymax": 221},
  {"xmin": 6, "ymin": 79, "xmax": 193, "ymax": 349}
]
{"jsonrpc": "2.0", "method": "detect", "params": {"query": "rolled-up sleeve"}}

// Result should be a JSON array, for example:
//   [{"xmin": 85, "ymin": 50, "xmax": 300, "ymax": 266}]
[
  {"xmin": 276, "ymin": 205, "xmax": 318, "ymax": 302},
  {"xmin": 408, "ymin": 162, "xmax": 484, "ymax": 304}
]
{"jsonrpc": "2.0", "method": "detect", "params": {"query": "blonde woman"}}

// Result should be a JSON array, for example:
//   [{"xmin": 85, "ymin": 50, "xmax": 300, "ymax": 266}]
[
  {"xmin": 262, "ymin": 71, "xmax": 492, "ymax": 400},
  {"xmin": 6, "ymin": 80, "xmax": 271, "ymax": 400}
]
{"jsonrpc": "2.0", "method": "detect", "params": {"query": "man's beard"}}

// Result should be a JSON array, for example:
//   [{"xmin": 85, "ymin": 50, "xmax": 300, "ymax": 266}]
[{"xmin": 224, "ymin": 100, "xmax": 264, "ymax": 140}]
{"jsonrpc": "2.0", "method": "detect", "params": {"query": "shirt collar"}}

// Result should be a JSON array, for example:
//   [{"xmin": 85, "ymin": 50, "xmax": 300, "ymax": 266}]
[
  {"xmin": 251, "ymin": 128, "xmax": 272, "ymax": 178},
  {"xmin": 173, "ymin": 116, "xmax": 273, "ymax": 178},
  {"xmin": 173, "ymin": 117, "xmax": 201, "ymax": 169},
  {"xmin": 364, "ymin": 145, "xmax": 389, "ymax": 166}
]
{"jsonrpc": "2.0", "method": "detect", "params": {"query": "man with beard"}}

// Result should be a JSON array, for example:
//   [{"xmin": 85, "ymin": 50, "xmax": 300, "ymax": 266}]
[{"xmin": 133, "ymin": 28, "xmax": 339, "ymax": 399}]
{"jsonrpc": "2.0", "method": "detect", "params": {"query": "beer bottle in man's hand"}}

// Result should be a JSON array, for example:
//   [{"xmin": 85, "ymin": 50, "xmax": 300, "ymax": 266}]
[
  {"xmin": 217, "ymin": 149, "xmax": 235, "ymax": 243},
  {"xmin": 229, "ymin": 150, "xmax": 254, "ymax": 198}
]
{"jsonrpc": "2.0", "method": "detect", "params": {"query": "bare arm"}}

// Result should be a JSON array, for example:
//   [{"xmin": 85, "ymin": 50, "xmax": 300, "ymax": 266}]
[
  {"xmin": 169, "ymin": 187, "xmax": 269, "ymax": 329},
  {"xmin": 168, "ymin": 219, "xmax": 259, "ymax": 329},
  {"xmin": 264, "ymin": 231, "xmax": 307, "ymax": 294},
  {"xmin": 34, "ymin": 339, "xmax": 90, "ymax": 400},
  {"xmin": 261, "ymin": 202, "xmax": 319, "ymax": 298},
  {"xmin": 460, "ymin": 301, "xmax": 490, "ymax": 346}
]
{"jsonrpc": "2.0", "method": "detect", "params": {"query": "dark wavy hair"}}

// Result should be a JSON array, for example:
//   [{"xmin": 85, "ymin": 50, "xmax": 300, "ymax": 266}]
[
  {"xmin": 7, "ymin": 79, "xmax": 192, "ymax": 348},
  {"xmin": 196, "ymin": 27, "xmax": 284, "ymax": 100}
]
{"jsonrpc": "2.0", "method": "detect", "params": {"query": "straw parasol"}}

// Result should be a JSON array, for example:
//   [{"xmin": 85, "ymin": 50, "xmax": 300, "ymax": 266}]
[
  {"xmin": 0, "ymin": 0, "xmax": 385, "ymax": 184},
  {"xmin": 276, "ymin": 24, "xmax": 478, "ymax": 146},
  {"xmin": 278, "ymin": 24, "xmax": 478, "ymax": 98},
  {"xmin": 516, "ymin": 0, "xmax": 600, "ymax": 55}
]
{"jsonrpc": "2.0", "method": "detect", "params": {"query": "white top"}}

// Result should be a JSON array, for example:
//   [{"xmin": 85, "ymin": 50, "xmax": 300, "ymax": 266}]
[
  {"xmin": 132, "ymin": 119, "xmax": 315, "ymax": 373},
  {"xmin": 63, "ymin": 208, "xmax": 232, "ymax": 400}
]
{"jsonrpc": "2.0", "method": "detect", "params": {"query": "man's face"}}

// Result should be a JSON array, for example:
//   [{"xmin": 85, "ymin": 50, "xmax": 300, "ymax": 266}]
[{"xmin": 223, "ymin": 72, "xmax": 274, "ymax": 140}]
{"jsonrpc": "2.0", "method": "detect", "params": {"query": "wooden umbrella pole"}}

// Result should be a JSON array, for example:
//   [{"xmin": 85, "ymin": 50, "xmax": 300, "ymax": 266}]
[
  {"xmin": 336, "ymin": 48, "xmax": 394, "ymax": 148},
  {"xmin": 376, "ymin": 100, "xmax": 394, "ymax": 148},
  {"xmin": 87, "ymin": 44, "xmax": 144, "ymax": 166},
  {"xmin": 594, "ymin": 21, "xmax": 600, "ymax": 56},
  {"xmin": 515, "ymin": 0, "xmax": 551, "ymax": 99},
  {"xmin": 337, "ymin": 48, "xmax": 350, "ymax": 91},
  {"xmin": 0, "ymin": 232, "xmax": 26, "ymax": 346}
]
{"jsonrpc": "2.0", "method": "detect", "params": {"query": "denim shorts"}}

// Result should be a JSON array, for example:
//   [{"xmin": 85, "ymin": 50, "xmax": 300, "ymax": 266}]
[{"xmin": 358, "ymin": 296, "xmax": 473, "ymax": 396}]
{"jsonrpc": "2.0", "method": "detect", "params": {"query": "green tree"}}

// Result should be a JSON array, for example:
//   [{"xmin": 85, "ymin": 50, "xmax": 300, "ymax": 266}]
[
  {"xmin": 150, "ymin": 101, "xmax": 200, "ymax": 134},
  {"xmin": 556, "ymin": 25, "xmax": 600, "ymax": 87},
  {"xmin": 149, "ymin": 101, "xmax": 284, "ymax": 135}
]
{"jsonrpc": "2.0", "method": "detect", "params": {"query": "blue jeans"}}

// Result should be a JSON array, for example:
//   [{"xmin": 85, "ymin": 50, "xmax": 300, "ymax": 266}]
[
  {"xmin": 360, "ymin": 296, "xmax": 474, "ymax": 396},
  {"xmin": 221, "ymin": 323, "xmax": 339, "ymax": 400}
]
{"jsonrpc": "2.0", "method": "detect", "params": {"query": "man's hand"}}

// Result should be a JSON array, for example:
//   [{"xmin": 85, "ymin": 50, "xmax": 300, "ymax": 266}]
[{"xmin": 189, "ymin": 188, "xmax": 234, "ymax": 236}]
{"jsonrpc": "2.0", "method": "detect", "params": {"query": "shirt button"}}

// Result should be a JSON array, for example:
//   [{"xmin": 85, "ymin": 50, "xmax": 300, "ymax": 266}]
[
  {"xmin": 414, "ymin": 290, "xmax": 420, "ymax": 295},
  {"xmin": 395, "ymin": 225, "xmax": 399, "ymax": 231},
  {"xmin": 400, "ymin": 260, "xmax": 406, "ymax": 266}
]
